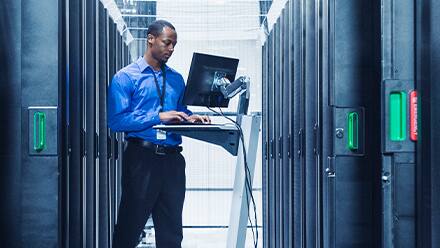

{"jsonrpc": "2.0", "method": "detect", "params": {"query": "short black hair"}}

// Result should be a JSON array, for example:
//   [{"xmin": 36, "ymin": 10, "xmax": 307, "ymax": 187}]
[{"xmin": 147, "ymin": 20, "xmax": 176, "ymax": 37}]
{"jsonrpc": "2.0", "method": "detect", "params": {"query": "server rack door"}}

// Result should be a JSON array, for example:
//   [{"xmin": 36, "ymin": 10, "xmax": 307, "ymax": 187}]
[
  {"xmin": 285, "ymin": 1, "xmax": 298, "ymax": 247},
  {"xmin": 318, "ymin": 1, "xmax": 336, "ymax": 247},
  {"xmin": 316, "ymin": 0, "xmax": 324, "ymax": 246},
  {"xmin": 115, "ymin": 33, "xmax": 124, "ymax": 217},
  {"xmin": 0, "ymin": 0, "xmax": 21, "ymax": 244},
  {"xmin": 115, "ymin": 23, "xmax": 122, "ymax": 228},
  {"xmin": 84, "ymin": 0, "xmax": 98, "ymax": 246},
  {"xmin": 20, "ymin": 0, "xmax": 61, "ymax": 246},
  {"xmin": 60, "ymin": 0, "xmax": 69, "ymax": 245},
  {"xmin": 107, "ymin": 20, "xmax": 118, "ymax": 239},
  {"xmin": 381, "ymin": 0, "xmax": 416, "ymax": 247},
  {"xmin": 281, "ymin": 5, "xmax": 293, "ymax": 248},
  {"xmin": 274, "ymin": 20, "xmax": 283, "ymax": 248},
  {"xmin": 320, "ymin": 0, "xmax": 333, "ymax": 247},
  {"xmin": 304, "ymin": 0, "xmax": 318, "ymax": 246},
  {"xmin": 116, "ymin": 33, "xmax": 122, "ymax": 70},
  {"xmin": 280, "ymin": 10, "xmax": 285, "ymax": 247},
  {"xmin": 416, "ymin": 0, "xmax": 440, "ymax": 246},
  {"xmin": 262, "ymin": 41, "xmax": 270, "ymax": 248},
  {"xmin": 268, "ymin": 30, "xmax": 276, "ymax": 248},
  {"xmin": 66, "ymin": 0, "xmax": 85, "ymax": 246},
  {"xmin": 98, "ymin": 3, "xmax": 110, "ymax": 248},
  {"xmin": 323, "ymin": 0, "xmax": 381, "ymax": 247},
  {"xmin": 292, "ymin": 0, "xmax": 305, "ymax": 246}
]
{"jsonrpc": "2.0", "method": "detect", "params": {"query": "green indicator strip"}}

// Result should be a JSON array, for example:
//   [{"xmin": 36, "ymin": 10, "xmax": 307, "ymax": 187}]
[
  {"xmin": 348, "ymin": 112, "xmax": 359, "ymax": 150},
  {"xmin": 33, "ymin": 112, "xmax": 46, "ymax": 152},
  {"xmin": 390, "ymin": 91, "xmax": 407, "ymax": 141}
]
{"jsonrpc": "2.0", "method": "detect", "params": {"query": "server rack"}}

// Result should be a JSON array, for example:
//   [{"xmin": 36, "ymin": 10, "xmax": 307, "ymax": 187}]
[
  {"xmin": 291, "ymin": 0, "xmax": 304, "ymax": 246},
  {"xmin": 416, "ymin": 0, "xmax": 440, "ymax": 247},
  {"xmin": 281, "ymin": 6, "xmax": 293, "ymax": 248},
  {"xmin": 0, "ymin": 1, "xmax": 22, "ymax": 246},
  {"xmin": 107, "ymin": 13, "xmax": 119, "ymax": 246},
  {"xmin": 262, "ymin": 1, "xmax": 307, "ymax": 247},
  {"xmin": 381, "ymin": 0, "xmax": 417, "ymax": 247},
  {"xmin": 62, "ymin": 0, "xmax": 130, "ymax": 247},
  {"xmin": 64, "ymin": 0, "xmax": 84, "ymax": 246},
  {"xmin": 20, "ymin": 0, "xmax": 61, "ymax": 246},
  {"xmin": 262, "ymin": 33, "xmax": 268, "ymax": 248},
  {"xmin": 97, "ymin": 3, "xmax": 110, "ymax": 247},
  {"xmin": 262, "ymin": 0, "xmax": 382, "ymax": 247},
  {"xmin": 323, "ymin": 0, "xmax": 381, "ymax": 247},
  {"xmin": 84, "ymin": 1, "xmax": 98, "ymax": 247},
  {"xmin": 303, "ymin": 0, "xmax": 318, "ymax": 246},
  {"xmin": 268, "ymin": 27, "xmax": 276, "ymax": 248},
  {"xmin": 274, "ymin": 14, "xmax": 282, "ymax": 248}
]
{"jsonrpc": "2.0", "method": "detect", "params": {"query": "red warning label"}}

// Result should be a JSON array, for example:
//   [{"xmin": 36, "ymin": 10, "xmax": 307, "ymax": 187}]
[{"xmin": 410, "ymin": 90, "xmax": 417, "ymax": 141}]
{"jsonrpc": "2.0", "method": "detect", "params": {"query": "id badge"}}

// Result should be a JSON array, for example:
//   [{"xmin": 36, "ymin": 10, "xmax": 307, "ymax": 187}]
[{"xmin": 156, "ymin": 129, "xmax": 167, "ymax": 140}]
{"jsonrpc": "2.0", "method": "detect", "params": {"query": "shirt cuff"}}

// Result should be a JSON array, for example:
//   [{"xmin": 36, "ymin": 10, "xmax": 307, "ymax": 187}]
[{"xmin": 149, "ymin": 113, "xmax": 162, "ymax": 126}]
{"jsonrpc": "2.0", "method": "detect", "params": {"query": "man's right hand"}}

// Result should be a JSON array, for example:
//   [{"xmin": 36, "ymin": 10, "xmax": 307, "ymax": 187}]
[{"xmin": 159, "ymin": 111, "xmax": 190, "ymax": 123}]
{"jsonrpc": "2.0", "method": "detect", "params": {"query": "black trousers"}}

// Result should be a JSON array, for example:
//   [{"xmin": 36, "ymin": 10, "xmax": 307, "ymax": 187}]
[{"xmin": 112, "ymin": 141, "xmax": 186, "ymax": 248}]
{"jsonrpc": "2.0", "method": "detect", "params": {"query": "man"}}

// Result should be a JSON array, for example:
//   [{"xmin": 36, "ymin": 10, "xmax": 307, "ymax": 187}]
[{"xmin": 108, "ymin": 20, "xmax": 210, "ymax": 248}]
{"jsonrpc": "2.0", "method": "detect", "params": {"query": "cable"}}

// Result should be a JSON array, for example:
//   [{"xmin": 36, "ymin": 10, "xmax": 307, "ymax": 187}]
[{"xmin": 208, "ymin": 107, "xmax": 259, "ymax": 248}]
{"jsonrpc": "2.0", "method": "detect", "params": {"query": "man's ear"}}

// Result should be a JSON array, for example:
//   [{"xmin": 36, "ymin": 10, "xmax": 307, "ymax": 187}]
[{"xmin": 147, "ymin": 34, "xmax": 155, "ymax": 47}]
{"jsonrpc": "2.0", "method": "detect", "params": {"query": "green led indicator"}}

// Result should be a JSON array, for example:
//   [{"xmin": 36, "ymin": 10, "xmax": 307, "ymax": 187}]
[
  {"xmin": 347, "ymin": 112, "xmax": 359, "ymax": 150},
  {"xmin": 33, "ymin": 112, "xmax": 46, "ymax": 152},
  {"xmin": 390, "ymin": 91, "xmax": 407, "ymax": 141}
]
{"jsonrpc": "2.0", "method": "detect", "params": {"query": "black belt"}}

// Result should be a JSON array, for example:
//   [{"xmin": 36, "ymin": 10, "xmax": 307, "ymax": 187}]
[{"xmin": 126, "ymin": 138, "xmax": 182, "ymax": 155}]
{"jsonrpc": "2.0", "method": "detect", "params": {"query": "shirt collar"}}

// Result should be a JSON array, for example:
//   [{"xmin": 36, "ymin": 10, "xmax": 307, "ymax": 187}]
[{"xmin": 137, "ymin": 56, "xmax": 171, "ymax": 73}]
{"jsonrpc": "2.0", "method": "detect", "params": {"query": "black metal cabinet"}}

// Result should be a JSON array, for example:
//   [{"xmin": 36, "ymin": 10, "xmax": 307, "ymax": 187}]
[
  {"xmin": 322, "ymin": 0, "xmax": 381, "ymax": 247},
  {"xmin": 262, "ymin": 35, "xmax": 269, "ymax": 248},
  {"xmin": 97, "ymin": 3, "xmax": 110, "ymax": 247},
  {"xmin": 304, "ymin": 0, "xmax": 319, "ymax": 246},
  {"xmin": 281, "ymin": 6, "xmax": 293, "ymax": 248},
  {"xmin": 291, "ymin": 0, "xmax": 304, "ymax": 246},
  {"xmin": 262, "ymin": 0, "xmax": 382, "ymax": 247},
  {"xmin": 84, "ymin": 1, "xmax": 98, "ymax": 247},
  {"xmin": 262, "ymin": 2, "xmax": 306, "ymax": 247},
  {"xmin": 274, "ymin": 17, "xmax": 282, "ymax": 248},
  {"xmin": 381, "ymin": 0, "xmax": 416, "ymax": 247},
  {"xmin": 416, "ymin": 1, "xmax": 440, "ymax": 247},
  {"xmin": 268, "ymin": 28, "xmax": 276, "ymax": 248},
  {"xmin": 62, "ymin": 1, "xmax": 130, "ymax": 247},
  {"xmin": 20, "ymin": 0, "xmax": 61, "ymax": 246}
]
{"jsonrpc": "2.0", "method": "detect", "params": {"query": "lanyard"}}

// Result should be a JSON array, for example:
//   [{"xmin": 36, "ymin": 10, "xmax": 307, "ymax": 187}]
[{"xmin": 151, "ymin": 66, "xmax": 167, "ymax": 111}]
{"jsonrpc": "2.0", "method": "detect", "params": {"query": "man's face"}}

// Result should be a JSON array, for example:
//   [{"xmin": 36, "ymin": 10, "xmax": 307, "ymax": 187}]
[{"xmin": 148, "ymin": 27, "xmax": 177, "ymax": 64}]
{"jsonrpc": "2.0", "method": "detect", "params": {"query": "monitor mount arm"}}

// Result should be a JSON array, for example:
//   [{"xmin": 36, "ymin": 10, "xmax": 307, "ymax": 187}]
[
  {"xmin": 219, "ymin": 76, "xmax": 249, "ymax": 99},
  {"xmin": 218, "ymin": 76, "xmax": 250, "ymax": 116}
]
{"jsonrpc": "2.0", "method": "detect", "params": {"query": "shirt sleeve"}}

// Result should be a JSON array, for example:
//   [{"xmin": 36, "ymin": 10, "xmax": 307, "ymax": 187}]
[{"xmin": 107, "ymin": 72, "xmax": 161, "ymax": 132}]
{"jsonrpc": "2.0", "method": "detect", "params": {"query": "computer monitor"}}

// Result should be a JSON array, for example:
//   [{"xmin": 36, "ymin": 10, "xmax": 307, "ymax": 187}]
[{"xmin": 183, "ymin": 53, "xmax": 239, "ymax": 107}]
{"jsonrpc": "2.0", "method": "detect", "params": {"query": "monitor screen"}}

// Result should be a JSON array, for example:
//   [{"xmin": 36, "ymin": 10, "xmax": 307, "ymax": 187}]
[{"xmin": 183, "ymin": 53, "xmax": 239, "ymax": 107}]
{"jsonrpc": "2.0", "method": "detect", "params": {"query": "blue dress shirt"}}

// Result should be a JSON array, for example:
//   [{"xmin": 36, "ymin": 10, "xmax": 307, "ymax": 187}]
[{"xmin": 108, "ymin": 56, "xmax": 192, "ymax": 146}]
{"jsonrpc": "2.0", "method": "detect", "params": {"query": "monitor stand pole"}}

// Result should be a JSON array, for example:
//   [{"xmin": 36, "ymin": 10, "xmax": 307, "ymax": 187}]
[{"xmin": 226, "ymin": 110, "xmax": 261, "ymax": 248}]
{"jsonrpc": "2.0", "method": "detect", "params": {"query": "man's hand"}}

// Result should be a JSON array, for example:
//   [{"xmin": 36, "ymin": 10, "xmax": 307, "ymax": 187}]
[
  {"xmin": 159, "ymin": 111, "xmax": 190, "ymax": 123},
  {"xmin": 187, "ymin": 114, "xmax": 211, "ymax": 124}
]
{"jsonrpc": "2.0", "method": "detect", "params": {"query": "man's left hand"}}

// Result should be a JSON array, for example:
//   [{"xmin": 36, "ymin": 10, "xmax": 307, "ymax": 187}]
[{"xmin": 187, "ymin": 114, "xmax": 211, "ymax": 124}]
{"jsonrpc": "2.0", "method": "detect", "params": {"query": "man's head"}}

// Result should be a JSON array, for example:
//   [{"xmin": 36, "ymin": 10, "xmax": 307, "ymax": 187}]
[{"xmin": 146, "ymin": 20, "xmax": 177, "ymax": 65}]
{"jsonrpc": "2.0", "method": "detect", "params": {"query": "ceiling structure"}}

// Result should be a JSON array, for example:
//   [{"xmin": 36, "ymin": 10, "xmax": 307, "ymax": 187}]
[{"xmin": 114, "ymin": 0, "xmax": 272, "ymax": 42}]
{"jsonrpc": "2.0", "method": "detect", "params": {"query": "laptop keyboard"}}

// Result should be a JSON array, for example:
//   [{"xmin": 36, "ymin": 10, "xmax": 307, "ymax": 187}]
[{"xmin": 166, "ymin": 121, "xmax": 212, "ymax": 125}]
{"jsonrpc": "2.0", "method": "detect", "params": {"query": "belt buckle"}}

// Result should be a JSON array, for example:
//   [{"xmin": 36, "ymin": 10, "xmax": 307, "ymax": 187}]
[{"xmin": 155, "ymin": 145, "xmax": 167, "ymax": 155}]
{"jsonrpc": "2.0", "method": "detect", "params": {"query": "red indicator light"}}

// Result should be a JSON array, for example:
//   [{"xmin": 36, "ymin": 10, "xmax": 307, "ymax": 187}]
[{"xmin": 410, "ymin": 90, "xmax": 417, "ymax": 141}]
